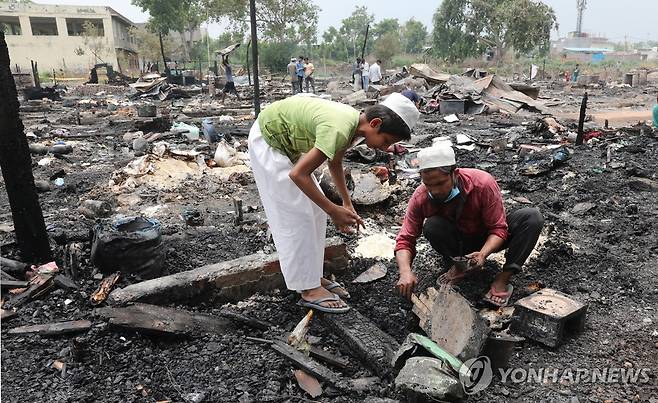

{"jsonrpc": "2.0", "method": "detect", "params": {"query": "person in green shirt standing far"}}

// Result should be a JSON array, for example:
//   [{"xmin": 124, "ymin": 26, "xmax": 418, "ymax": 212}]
[
  {"xmin": 248, "ymin": 93, "xmax": 419, "ymax": 313},
  {"xmin": 653, "ymin": 94, "xmax": 658, "ymax": 131}
]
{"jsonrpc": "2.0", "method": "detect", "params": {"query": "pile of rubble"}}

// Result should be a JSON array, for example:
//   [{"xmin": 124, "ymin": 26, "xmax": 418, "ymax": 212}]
[{"xmin": 2, "ymin": 63, "xmax": 658, "ymax": 403}]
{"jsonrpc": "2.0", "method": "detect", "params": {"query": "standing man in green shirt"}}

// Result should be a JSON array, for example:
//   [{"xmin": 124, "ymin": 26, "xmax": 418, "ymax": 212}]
[{"xmin": 248, "ymin": 94, "xmax": 419, "ymax": 313}]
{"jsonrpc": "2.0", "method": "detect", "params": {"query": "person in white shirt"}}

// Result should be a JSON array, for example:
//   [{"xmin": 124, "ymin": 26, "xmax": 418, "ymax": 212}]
[
  {"xmin": 361, "ymin": 60, "xmax": 370, "ymax": 91},
  {"xmin": 369, "ymin": 59, "xmax": 382, "ymax": 85}
]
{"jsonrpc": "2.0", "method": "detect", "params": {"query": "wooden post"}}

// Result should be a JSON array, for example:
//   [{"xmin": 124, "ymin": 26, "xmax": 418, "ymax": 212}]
[
  {"xmin": 158, "ymin": 32, "xmax": 170, "ymax": 80},
  {"xmin": 0, "ymin": 33, "xmax": 52, "ymax": 263},
  {"xmin": 575, "ymin": 92, "xmax": 588, "ymax": 145},
  {"xmin": 30, "ymin": 60, "xmax": 40, "ymax": 88},
  {"xmin": 360, "ymin": 24, "xmax": 369, "ymax": 60},
  {"xmin": 249, "ymin": 0, "xmax": 260, "ymax": 116}
]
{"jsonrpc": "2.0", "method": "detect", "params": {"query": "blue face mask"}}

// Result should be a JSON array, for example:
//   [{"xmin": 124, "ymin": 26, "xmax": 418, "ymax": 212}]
[{"xmin": 428, "ymin": 186, "xmax": 460, "ymax": 204}]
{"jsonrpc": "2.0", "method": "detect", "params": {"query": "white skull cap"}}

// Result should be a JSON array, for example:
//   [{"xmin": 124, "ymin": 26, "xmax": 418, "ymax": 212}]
[
  {"xmin": 418, "ymin": 143, "xmax": 456, "ymax": 170},
  {"xmin": 380, "ymin": 92, "xmax": 420, "ymax": 132}
]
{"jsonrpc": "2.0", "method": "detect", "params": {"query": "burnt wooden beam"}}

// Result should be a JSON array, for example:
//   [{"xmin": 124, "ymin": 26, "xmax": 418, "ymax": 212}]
[
  {"xmin": 108, "ymin": 237, "xmax": 348, "ymax": 305},
  {"xmin": 0, "ymin": 33, "xmax": 52, "ymax": 263},
  {"xmin": 7, "ymin": 320, "xmax": 92, "ymax": 336},
  {"xmin": 309, "ymin": 346, "xmax": 349, "ymax": 369},
  {"xmin": 0, "ymin": 257, "xmax": 29, "ymax": 275},
  {"xmin": 4, "ymin": 274, "xmax": 54, "ymax": 309},
  {"xmin": 1, "ymin": 309, "xmax": 17, "ymax": 321},
  {"xmin": 1, "ymin": 279, "xmax": 29, "ymax": 288},
  {"xmin": 270, "ymin": 340, "xmax": 344, "ymax": 387},
  {"xmin": 0, "ymin": 269, "xmax": 18, "ymax": 281},
  {"xmin": 322, "ymin": 308, "xmax": 400, "ymax": 378},
  {"xmin": 94, "ymin": 303, "xmax": 232, "ymax": 336},
  {"xmin": 575, "ymin": 92, "xmax": 588, "ymax": 146}
]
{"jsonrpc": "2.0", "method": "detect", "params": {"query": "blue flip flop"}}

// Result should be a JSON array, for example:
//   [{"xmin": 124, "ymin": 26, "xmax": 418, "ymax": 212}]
[
  {"xmin": 324, "ymin": 280, "xmax": 351, "ymax": 299},
  {"xmin": 297, "ymin": 293, "xmax": 350, "ymax": 314}
]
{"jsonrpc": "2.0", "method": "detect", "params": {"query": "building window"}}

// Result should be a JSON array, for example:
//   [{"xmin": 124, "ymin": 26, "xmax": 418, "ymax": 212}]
[
  {"xmin": 0, "ymin": 16, "xmax": 22, "ymax": 35},
  {"xmin": 30, "ymin": 17, "xmax": 59, "ymax": 36},
  {"xmin": 66, "ymin": 18, "xmax": 104, "ymax": 36}
]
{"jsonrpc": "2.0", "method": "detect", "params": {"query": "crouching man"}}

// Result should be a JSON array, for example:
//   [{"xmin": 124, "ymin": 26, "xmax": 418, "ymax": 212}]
[{"xmin": 394, "ymin": 144, "xmax": 544, "ymax": 306}]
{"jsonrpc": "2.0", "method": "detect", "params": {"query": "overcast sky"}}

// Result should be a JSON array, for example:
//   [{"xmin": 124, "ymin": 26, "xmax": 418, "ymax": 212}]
[{"xmin": 35, "ymin": 0, "xmax": 658, "ymax": 43}]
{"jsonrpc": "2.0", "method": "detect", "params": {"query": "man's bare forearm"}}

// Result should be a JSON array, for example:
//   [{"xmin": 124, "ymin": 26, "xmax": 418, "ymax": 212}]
[{"xmin": 396, "ymin": 249, "xmax": 414, "ymax": 273}]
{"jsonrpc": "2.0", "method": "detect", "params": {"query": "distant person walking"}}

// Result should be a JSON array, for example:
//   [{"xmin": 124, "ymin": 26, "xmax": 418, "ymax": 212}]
[
  {"xmin": 220, "ymin": 54, "xmax": 240, "ymax": 103},
  {"xmin": 572, "ymin": 64, "xmax": 580, "ymax": 83},
  {"xmin": 287, "ymin": 58, "xmax": 298, "ymax": 94},
  {"xmin": 369, "ymin": 59, "xmax": 382, "ymax": 85},
  {"xmin": 296, "ymin": 56, "xmax": 305, "ymax": 92},
  {"xmin": 304, "ymin": 57, "xmax": 315, "ymax": 94}
]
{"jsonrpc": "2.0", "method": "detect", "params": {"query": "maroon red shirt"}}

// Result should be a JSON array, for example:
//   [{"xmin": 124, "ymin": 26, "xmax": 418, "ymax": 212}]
[{"xmin": 395, "ymin": 168, "xmax": 508, "ymax": 258}]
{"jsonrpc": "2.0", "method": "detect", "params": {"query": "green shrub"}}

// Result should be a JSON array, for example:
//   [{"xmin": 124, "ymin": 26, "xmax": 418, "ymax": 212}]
[{"xmin": 260, "ymin": 42, "xmax": 299, "ymax": 74}]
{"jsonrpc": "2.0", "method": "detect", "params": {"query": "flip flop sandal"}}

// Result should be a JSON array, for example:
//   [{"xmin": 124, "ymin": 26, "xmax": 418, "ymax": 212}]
[
  {"xmin": 438, "ymin": 266, "xmax": 479, "ymax": 284},
  {"xmin": 324, "ymin": 281, "xmax": 351, "ymax": 299},
  {"xmin": 297, "ymin": 293, "xmax": 350, "ymax": 314},
  {"xmin": 482, "ymin": 284, "xmax": 514, "ymax": 307}
]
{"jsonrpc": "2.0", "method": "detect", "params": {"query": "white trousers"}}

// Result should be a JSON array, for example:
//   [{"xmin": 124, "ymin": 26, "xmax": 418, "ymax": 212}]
[{"xmin": 248, "ymin": 121, "xmax": 327, "ymax": 291}]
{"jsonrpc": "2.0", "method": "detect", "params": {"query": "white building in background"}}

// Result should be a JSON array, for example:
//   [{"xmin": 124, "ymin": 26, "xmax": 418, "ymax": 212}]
[{"xmin": 0, "ymin": 2, "xmax": 139, "ymax": 75}]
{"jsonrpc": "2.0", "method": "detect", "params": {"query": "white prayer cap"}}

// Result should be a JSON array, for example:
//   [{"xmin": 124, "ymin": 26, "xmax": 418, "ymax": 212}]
[
  {"xmin": 418, "ymin": 143, "xmax": 456, "ymax": 170},
  {"xmin": 380, "ymin": 92, "xmax": 420, "ymax": 132}
]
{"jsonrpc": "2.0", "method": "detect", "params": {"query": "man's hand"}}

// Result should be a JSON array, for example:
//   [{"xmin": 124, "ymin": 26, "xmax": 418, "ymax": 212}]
[
  {"xmin": 396, "ymin": 271, "xmax": 417, "ymax": 299},
  {"xmin": 342, "ymin": 203, "xmax": 364, "ymax": 233},
  {"xmin": 465, "ymin": 251, "xmax": 486, "ymax": 270},
  {"xmin": 329, "ymin": 205, "xmax": 363, "ymax": 232}
]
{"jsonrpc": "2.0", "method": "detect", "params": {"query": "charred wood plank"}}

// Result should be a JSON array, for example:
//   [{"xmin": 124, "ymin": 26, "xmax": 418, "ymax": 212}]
[
  {"xmin": 4, "ymin": 274, "xmax": 54, "ymax": 309},
  {"xmin": 1, "ymin": 309, "xmax": 17, "ymax": 321},
  {"xmin": 7, "ymin": 320, "xmax": 92, "ymax": 336},
  {"xmin": 0, "ymin": 257, "xmax": 29, "ymax": 275},
  {"xmin": 108, "ymin": 237, "xmax": 348, "ymax": 305},
  {"xmin": 322, "ymin": 308, "xmax": 400, "ymax": 378},
  {"xmin": 1, "ymin": 279, "xmax": 29, "ymax": 288},
  {"xmin": 53, "ymin": 274, "xmax": 78, "ymax": 290},
  {"xmin": 309, "ymin": 346, "xmax": 349, "ymax": 369},
  {"xmin": 270, "ymin": 340, "xmax": 344, "ymax": 387},
  {"xmin": 0, "ymin": 269, "xmax": 18, "ymax": 281},
  {"xmin": 94, "ymin": 303, "xmax": 232, "ymax": 336}
]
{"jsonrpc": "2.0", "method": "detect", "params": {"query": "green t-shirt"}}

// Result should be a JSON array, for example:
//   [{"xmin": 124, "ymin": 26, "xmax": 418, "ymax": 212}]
[
  {"xmin": 258, "ymin": 96, "xmax": 360, "ymax": 162},
  {"xmin": 653, "ymin": 104, "xmax": 658, "ymax": 129}
]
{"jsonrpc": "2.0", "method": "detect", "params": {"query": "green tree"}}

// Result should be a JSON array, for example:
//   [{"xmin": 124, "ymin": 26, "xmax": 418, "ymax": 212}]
[
  {"xmin": 132, "ymin": 0, "xmax": 204, "ymax": 71},
  {"xmin": 401, "ymin": 18, "xmax": 427, "ymax": 54},
  {"xmin": 374, "ymin": 31, "xmax": 401, "ymax": 61},
  {"xmin": 78, "ymin": 20, "xmax": 110, "ymax": 64},
  {"xmin": 372, "ymin": 18, "xmax": 399, "ymax": 41},
  {"xmin": 260, "ymin": 41, "xmax": 297, "ymax": 73},
  {"xmin": 206, "ymin": 0, "xmax": 318, "ymax": 43},
  {"xmin": 432, "ymin": 0, "xmax": 481, "ymax": 62},
  {"xmin": 432, "ymin": 0, "xmax": 557, "ymax": 62},
  {"xmin": 338, "ymin": 6, "xmax": 374, "ymax": 58},
  {"xmin": 256, "ymin": 0, "xmax": 319, "ymax": 43}
]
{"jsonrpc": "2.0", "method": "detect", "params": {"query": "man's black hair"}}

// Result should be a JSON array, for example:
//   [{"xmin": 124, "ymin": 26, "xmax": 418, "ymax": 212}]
[
  {"xmin": 364, "ymin": 105, "xmax": 411, "ymax": 140},
  {"xmin": 421, "ymin": 165, "xmax": 457, "ymax": 175},
  {"xmin": 298, "ymin": 55, "xmax": 304, "ymax": 59}
]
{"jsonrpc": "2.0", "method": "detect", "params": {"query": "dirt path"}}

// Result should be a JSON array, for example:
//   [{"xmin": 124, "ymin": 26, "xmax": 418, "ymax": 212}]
[{"xmin": 560, "ymin": 108, "xmax": 653, "ymax": 126}]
